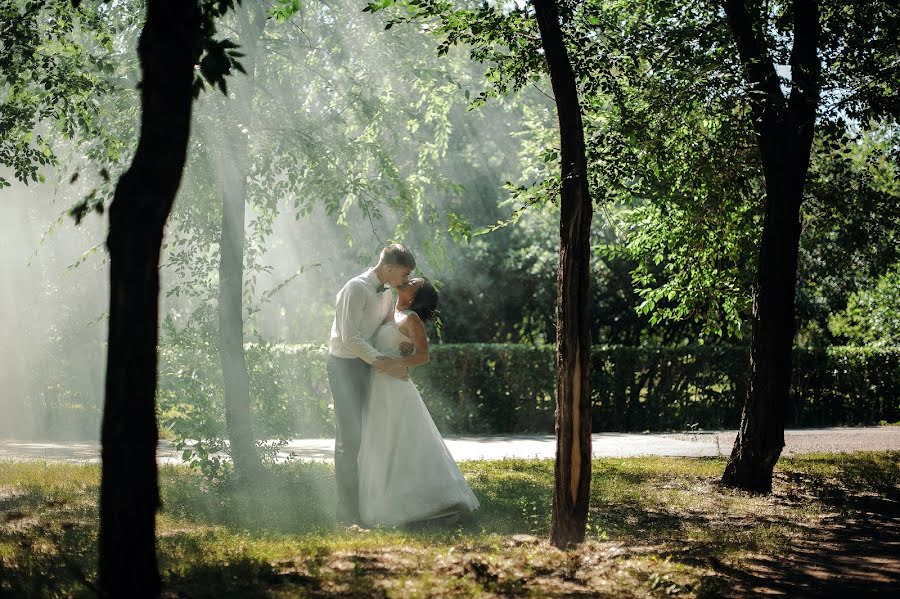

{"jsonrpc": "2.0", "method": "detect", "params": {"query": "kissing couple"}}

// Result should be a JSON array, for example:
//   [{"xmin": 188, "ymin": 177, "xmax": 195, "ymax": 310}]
[{"xmin": 327, "ymin": 244, "xmax": 480, "ymax": 528}]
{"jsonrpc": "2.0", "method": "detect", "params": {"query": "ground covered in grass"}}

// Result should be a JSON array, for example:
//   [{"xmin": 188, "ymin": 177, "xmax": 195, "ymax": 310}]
[{"xmin": 1, "ymin": 453, "xmax": 898, "ymax": 597}]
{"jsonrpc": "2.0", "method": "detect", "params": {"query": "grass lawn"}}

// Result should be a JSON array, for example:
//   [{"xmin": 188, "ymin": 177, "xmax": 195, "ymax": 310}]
[{"xmin": 1, "ymin": 452, "xmax": 898, "ymax": 597}]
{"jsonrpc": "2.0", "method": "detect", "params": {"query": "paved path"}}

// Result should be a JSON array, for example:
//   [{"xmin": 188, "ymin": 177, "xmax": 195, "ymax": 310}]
[{"xmin": 1, "ymin": 427, "xmax": 897, "ymax": 464}]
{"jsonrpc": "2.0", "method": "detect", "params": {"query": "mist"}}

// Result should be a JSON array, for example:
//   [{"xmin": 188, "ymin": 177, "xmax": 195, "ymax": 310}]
[
  {"xmin": 0, "ymin": 176, "xmax": 108, "ymax": 440},
  {"xmin": 0, "ymin": 0, "xmax": 548, "ymax": 443}
]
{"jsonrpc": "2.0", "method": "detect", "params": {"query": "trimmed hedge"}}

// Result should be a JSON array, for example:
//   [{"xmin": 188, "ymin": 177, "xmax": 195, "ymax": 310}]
[{"xmin": 255, "ymin": 344, "xmax": 900, "ymax": 436}]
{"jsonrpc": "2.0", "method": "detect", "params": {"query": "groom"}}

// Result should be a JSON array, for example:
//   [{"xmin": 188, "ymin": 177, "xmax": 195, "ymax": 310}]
[{"xmin": 327, "ymin": 244, "xmax": 417, "ymax": 525}]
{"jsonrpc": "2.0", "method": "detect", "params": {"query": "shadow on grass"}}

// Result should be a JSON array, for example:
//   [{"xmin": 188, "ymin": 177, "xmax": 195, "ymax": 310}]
[
  {"xmin": 161, "ymin": 552, "xmax": 433, "ymax": 599},
  {"xmin": 159, "ymin": 457, "xmax": 676, "ymax": 541},
  {"xmin": 4, "ymin": 454, "xmax": 898, "ymax": 598},
  {"xmin": 160, "ymin": 459, "xmax": 558, "ymax": 538},
  {"xmin": 158, "ymin": 457, "xmax": 750, "ymax": 540},
  {"xmin": 0, "ymin": 487, "xmax": 98, "ymax": 598},
  {"xmin": 154, "ymin": 452, "xmax": 900, "ymax": 597},
  {"xmin": 158, "ymin": 533, "xmax": 310, "ymax": 599},
  {"xmin": 779, "ymin": 451, "xmax": 900, "ymax": 510},
  {"xmin": 160, "ymin": 461, "xmax": 337, "ymax": 535},
  {"xmin": 699, "ymin": 452, "xmax": 900, "ymax": 597}
]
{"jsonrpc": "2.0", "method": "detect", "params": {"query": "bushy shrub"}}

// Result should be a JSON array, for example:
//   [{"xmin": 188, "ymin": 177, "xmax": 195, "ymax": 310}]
[
  {"xmin": 233, "ymin": 343, "xmax": 900, "ymax": 435},
  {"xmin": 156, "ymin": 314, "xmax": 332, "ymax": 474},
  {"xmin": 413, "ymin": 344, "xmax": 557, "ymax": 433},
  {"xmin": 791, "ymin": 346, "xmax": 900, "ymax": 427},
  {"xmin": 244, "ymin": 342, "xmax": 331, "ymax": 438}
]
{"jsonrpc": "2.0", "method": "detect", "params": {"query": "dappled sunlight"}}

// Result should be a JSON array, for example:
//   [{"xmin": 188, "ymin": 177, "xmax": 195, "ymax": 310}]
[
  {"xmin": 4, "ymin": 454, "xmax": 898, "ymax": 596},
  {"xmin": 2, "ymin": 0, "xmax": 899, "ymax": 596}
]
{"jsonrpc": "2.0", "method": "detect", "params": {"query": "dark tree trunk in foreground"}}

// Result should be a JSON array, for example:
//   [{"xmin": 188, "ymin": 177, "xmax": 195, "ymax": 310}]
[
  {"xmin": 533, "ymin": 0, "xmax": 594, "ymax": 549},
  {"xmin": 217, "ymin": 3, "xmax": 267, "ymax": 482},
  {"xmin": 721, "ymin": 0, "xmax": 821, "ymax": 493},
  {"xmin": 99, "ymin": 0, "xmax": 201, "ymax": 595}
]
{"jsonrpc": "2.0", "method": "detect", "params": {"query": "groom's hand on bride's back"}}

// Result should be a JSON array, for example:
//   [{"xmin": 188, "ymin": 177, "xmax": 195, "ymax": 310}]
[
  {"xmin": 383, "ymin": 364, "xmax": 409, "ymax": 380},
  {"xmin": 373, "ymin": 356, "xmax": 409, "ymax": 380},
  {"xmin": 374, "ymin": 356, "xmax": 405, "ymax": 371}
]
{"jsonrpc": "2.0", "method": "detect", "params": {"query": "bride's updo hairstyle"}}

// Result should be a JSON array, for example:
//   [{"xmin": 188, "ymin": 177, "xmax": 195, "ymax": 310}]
[{"xmin": 409, "ymin": 278, "xmax": 439, "ymax": 322}]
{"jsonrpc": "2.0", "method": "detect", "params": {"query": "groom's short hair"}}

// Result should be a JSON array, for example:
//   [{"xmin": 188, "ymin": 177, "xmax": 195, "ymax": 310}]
[{"xmin": 380, "ymin": 244, "xmax": 416, "ymax": 269}]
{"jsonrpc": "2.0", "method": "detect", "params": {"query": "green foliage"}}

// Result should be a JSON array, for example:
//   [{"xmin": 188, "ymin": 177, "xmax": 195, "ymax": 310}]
[
  {"xmin": 153, "ymin": 343, "xmax": 900, "ymax": 442},
  {"xmin": 789, "ymin": 346, "xmax": 900, "ymax": 426},
  {"xmin": 1, "ymin": 0, "xmax": 247, "ymax": 221},
  {"xmin": 0, "ymin": 0, "xmax": 129, "ymax": 198},
  {"xmin": 193, "ymin": 37, "xmax": 245, "ymax": 97},
  {"xmin": 416, "ymin": 344, "xmax": 899, "ymax": 432},
  {"xmin": 157, "ymin": 308, "xmax": 230, "ymax": 477},
  {"xmin": 797, "ymin": 125, "xmax": 900, "ymax": 345},
  {"xmin": 366, "ymin": 0, "xmax": 900, "ymax": 345},
  {"xmin": 153, "ymin": 0, "xmax": 520, "ymax": 473},
  {"xmin": 156, "ymin": 310, "xmax": 333, "ymax": 476},
  {"xmin": 244, "ymin": 341, "xmax": 332, "ymax": 439},
  {"xmin": 365, "ymin": 0, "xmax": 763, "ymax": 340},
  {"xmin": 574, "ymin": 0, "xmax": 761, "ymax": 340},
  {"xmin": 416, "ymin": 343, "xmax": 556, "ymax": 433},
  {"xmin": 268, "ymin": 0, "xmax": 300, "ymax": 24},
  {"xmin": 588, "ymin": 0, "xmax": 900, "ymax": 342},
  {"xmin": 192, "ymin": 0, "xmax": 249, "ymax": 98},
  {"xmin": 817, "ymin": 1, "xmax": 900, "ymax": 121},
  {"xmin": 829, "ymin": 265, "xmax": 900, "ymax": 347}
]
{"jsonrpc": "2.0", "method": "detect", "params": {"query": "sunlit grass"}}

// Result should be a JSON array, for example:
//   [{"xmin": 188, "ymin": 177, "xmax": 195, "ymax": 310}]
[{"xmin": 1, "ymin": 452, "xmax": 897, "ymax": 597}]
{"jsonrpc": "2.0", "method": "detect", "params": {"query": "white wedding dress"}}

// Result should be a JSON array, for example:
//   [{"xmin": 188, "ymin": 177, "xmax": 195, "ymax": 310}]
[{"xmin": 358, "ymin": 312, "xmax": 480, "ymax": 528}]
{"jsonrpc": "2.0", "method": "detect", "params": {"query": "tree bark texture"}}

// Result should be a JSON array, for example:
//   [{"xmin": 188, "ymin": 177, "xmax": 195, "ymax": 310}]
[
  {"xmin": 216, "ymin": 3, "xmax": 268, "ymax": 482},
  {"xmin": 533, "ymin": 0, "xmax": 594, "ymax": 549},
  {"xmin": 721, "ymin": 0, "xmax": 821, "ymax": 493},
  {"xmin": 99, "ymin": 0, "xmax": 201, "ymax": 596}
]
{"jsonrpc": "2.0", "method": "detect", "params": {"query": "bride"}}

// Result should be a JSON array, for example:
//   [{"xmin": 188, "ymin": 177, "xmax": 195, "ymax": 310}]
[{"xmin": 358, "ymin": 277, "xmax": 480, "ymax": 528}]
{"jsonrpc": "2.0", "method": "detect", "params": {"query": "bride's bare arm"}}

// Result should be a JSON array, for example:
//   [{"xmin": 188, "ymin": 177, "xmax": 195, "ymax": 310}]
[{"xmin": 396, "ymin": 313, "xmax": 429, "ymax": 369}]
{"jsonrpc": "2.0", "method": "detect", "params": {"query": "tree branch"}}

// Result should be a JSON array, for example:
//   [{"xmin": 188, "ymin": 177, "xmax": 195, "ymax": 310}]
[
  {"xmin": 722, "ymin": 0, "xmax": 785, "ymax": 121},
  {"xmin": 787, "ymin": 0, "xmax": 821, "ymax": 125}
]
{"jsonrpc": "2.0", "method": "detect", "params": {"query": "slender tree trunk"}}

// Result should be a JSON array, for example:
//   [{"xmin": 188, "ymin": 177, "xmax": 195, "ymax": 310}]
[
  {"xmin": 99, "ymin": 0, "xmax": 200, "ymax": 595},
  {"xmin": 533, "ymin": 0, "xmax": 594, "ymax": 549},
  {"xmin": 721, "ymin": 0, "xmax": 820, "ymax": 492},
  {"xmin": 218, "ymin": 158, "xmax": 263, "ymax": 479},
  {"xmin": 216, "ymin": 5, "xmax": 268, "ymax": 481}
]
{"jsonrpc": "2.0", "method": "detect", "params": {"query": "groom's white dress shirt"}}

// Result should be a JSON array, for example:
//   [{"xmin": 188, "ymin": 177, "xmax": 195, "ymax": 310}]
[{"xmin": 329, "ymin": 268, "xmax": 393, "ymax": 365}]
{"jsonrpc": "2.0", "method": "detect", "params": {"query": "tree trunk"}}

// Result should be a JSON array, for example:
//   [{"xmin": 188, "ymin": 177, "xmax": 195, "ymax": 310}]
[
  {"xmin": 721, "ymin": 0, "xmax": 820, "ymax": 493},
  {"xmin": 99, "ymin": 0, "xmax": 200, "ymax": 596},
  {"xmin": 218, "ymin": 161, "xmax": 263, "ymax": 479},
  {"xmin": 533, "ymin": 0, "xmax": 594, "ymax": 549},
  {"xmin": 216, "ymin": 4, "xmax": 268, "ymax": 482},
  {"xmin": 722, "ymin": 163, "xmax": 803, "ymax": 492}
]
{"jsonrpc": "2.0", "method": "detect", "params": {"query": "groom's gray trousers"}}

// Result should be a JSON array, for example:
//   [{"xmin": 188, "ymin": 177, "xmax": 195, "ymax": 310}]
[{"xmin": 327, "ymin": 354, "xmax": 373, "ymax": 522}]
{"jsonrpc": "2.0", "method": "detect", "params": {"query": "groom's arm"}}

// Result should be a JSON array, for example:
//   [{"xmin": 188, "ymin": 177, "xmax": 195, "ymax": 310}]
[{"xmin": 336, "ymin": 282, "xmax": 383, "ymax": 365}]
